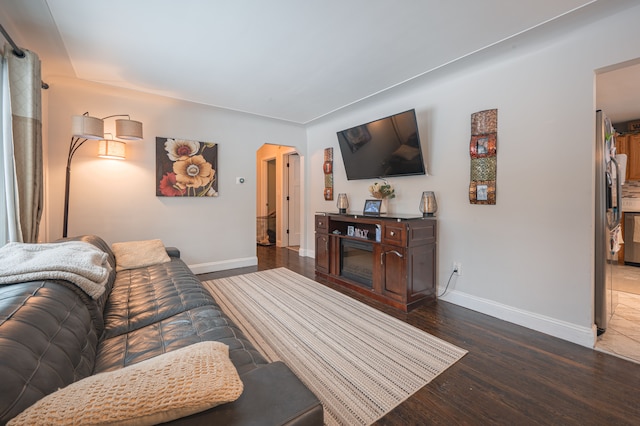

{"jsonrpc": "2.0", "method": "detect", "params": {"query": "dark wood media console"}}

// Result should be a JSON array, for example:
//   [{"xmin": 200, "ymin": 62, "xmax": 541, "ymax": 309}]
[{"xmin": 315, "ymin": 212, "xmax": 437, "ymax": 312}]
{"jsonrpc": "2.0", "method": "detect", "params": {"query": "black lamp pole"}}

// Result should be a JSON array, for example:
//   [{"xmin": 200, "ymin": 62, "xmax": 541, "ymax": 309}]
[
  {"xmin": 62, "ymin": 136, "xmax": 88, "ymax": 238},
  {"xmin": 63, "ymin": 112, "xmax": 141, "ymax": 237}
]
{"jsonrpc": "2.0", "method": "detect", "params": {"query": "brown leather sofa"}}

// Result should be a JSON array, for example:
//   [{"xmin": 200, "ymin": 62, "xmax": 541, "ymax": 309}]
[{"xmin": 0, "ymin": 235, "xmax": 323, "ymax": 425}]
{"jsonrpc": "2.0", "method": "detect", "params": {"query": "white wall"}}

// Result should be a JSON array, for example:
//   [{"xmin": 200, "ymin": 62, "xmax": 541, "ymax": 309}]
[
  {"xmin": 305, "ymin": 4, "xmax": 640, "ymax": 347},
  {"xmin": 45, "ymin": 77, "xmax": 306, "ymax": 272}
]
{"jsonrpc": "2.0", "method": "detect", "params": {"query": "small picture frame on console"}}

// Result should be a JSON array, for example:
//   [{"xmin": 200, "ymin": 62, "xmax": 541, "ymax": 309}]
[{"xmin": 363, "ymin": 199, "xmax": 382, "ymax": 215}]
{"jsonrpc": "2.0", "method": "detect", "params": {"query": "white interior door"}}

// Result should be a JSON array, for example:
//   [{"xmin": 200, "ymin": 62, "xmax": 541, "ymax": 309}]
[{"xmin": 287, "ymin": 153, "xmax": 301, "ymax": 246}]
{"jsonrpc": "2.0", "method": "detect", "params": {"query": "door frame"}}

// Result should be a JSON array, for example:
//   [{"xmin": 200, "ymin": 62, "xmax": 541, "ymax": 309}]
[
  {"xmin": 284, "ymin": 152, "xmax": 301, "ymax": 247},
  {"xmin": 256, "ymin": 144, "xmax": 305, "ymax": 251}
]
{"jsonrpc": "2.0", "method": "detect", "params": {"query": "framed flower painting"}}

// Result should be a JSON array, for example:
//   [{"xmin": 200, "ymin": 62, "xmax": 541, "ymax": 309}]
[{"xmin": 156, "ymin": 137, "xmax": 218, "ymax": 197}]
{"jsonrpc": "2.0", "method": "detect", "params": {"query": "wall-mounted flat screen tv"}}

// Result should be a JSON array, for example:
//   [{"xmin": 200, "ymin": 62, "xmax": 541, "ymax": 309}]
[{"xmin": 336, "ymin": 109, "xmax": 426, "ymax": 180}]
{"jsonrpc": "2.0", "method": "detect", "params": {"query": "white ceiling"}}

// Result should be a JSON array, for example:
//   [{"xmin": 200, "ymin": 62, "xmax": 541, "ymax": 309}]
[{"xmin": 1, "ymin": 0, "xmax": 639, "ymax": 124}]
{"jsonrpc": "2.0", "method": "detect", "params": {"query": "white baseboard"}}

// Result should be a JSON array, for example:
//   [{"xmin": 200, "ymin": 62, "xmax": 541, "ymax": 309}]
[
  {"xmin": 441, "ymin": 290, "xmax": 597, "ymax": 348},
  {"xmin": 300, "ymin": 248, "xmax": 313, "ymax": 258},
  {"xmin": 188, "ymin": 256, "xmax": 258, "ymax": 275}
]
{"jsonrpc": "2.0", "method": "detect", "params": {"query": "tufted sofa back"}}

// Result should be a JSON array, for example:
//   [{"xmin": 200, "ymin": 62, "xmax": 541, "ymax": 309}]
[
  {"xmin": 0, "ymin": 235, "xmax": 115, "ymax": 425},
  {"xmin": 0, "ymin": 282, "xmax": 99, "ymax": 424}
]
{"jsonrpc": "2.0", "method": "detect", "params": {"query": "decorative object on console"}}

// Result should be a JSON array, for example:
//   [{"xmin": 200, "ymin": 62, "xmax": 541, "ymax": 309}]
[
  {"xmin": 156, "ymin": 137, "xmax": 218, "ymax": 197},
  {"xmin": 336, "ymin": 193, "xmax": 349, "ymax": 213},
  {"xmin": 369, "ymin": 180, "xmax": 395, "ymax": 214},
  {"xmin": 419, "ymin": 191, "xmax": 437, "ymax": 217},
  {"xmin": 368, "ymin": 180, "xmax": 395, "ymax": 200},
  {"xmin": 323, "ymin": 147, "xmax": 334, "ymax": 200},
  {"xmin": 64, "ymin": 113, "xmax": 143, "ymax": 238},
  {"xmin": 353, "ymin": 228, "xmax": 369, "ymax": 238},
  {"xmin": 469, "ymin": 109, "xmax": 497, "ymax": 205},
  {"xmin": 363, "ymin": 199, "xmax": 382, "ymax": 216}
]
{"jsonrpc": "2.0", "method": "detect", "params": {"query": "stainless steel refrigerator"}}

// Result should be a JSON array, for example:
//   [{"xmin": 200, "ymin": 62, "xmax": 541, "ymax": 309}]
[{"xmin": 595, "ymin": 110, "xmax": 621, "ymax": 333}]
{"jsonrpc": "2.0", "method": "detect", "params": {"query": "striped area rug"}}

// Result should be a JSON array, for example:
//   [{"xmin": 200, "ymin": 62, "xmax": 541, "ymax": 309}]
[{"xmin": 203, "ymin": 268, "xmax": 467, "ymax": 426}]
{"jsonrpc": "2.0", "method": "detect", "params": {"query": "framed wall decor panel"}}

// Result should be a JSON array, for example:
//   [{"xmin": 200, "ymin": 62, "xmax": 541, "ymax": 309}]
[
  {"xmin": 470, "ymin": 134, "xmax": 497, "ymax": 158},
  {"xmin": 323, "ymin": 147, "xmax": 334, "ymax": 200},
  {"xmin": 469, "ymin": 109, "xmax": 497, "ymax": 205},
  {"xmin": 469, "ymin": 180, "xmax": 496, "ymax": 205},
  {"xmin": 471, "ymin": 108, "xmax": 497, "ymax": 135},
  {"xmin": 156, "ymin": 137, "xmax": 218, "ymax": 197}
]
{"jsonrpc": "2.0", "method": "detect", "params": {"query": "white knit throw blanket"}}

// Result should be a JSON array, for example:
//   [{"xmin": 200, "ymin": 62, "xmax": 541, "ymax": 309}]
[{"xmin": 0, "ymin": 241, "xmax": 111, "ymax": 299}]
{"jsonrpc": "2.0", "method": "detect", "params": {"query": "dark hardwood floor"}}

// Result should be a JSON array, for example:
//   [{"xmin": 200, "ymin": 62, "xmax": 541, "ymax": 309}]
[{"xmin": 199, "ymin": 245, "xmax": 640, "ymax": 425}]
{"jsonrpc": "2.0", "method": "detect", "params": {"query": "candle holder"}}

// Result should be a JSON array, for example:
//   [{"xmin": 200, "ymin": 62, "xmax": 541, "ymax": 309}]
[
  {"xmin": 419, "ymin": 191, "xmax": 437, "ymax": 217},
  {"xmin": 337, "ymin": 193, "xmax": 349, "ymax": 214}
]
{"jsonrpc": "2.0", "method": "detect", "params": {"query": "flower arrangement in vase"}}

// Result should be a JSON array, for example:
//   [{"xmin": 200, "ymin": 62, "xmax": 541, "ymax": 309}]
[
  {"xmin": 368, "ymin": 181, "xmax": 395, "ymax": 199},
  {"xmin": 368, "ymin": 181, "xmax": 395, "ymax": 214}
]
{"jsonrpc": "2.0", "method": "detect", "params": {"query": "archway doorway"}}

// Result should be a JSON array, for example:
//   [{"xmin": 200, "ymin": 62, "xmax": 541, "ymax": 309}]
[{"xmin": 256, "ymin": 144, "xmax": 302, "ymax": 250}]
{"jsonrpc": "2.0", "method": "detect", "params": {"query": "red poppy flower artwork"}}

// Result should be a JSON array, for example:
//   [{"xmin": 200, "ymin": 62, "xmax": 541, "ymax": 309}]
[{"xmin": 156, "ymin": 137, "xmax": 218, "ymax": 197}]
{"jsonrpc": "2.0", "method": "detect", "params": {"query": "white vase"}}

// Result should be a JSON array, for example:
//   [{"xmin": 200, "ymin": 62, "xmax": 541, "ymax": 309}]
[{"xmin": 381, "ymin": 198, "xmax": 389, "ymax": 215}]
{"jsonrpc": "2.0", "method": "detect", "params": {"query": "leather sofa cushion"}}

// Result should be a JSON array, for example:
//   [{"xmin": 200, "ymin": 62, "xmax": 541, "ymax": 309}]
[
  {"xmin": 165, "ymin": 361, "xmax": 324, "ymax": 426},
  {"xmin": 0, "ymin": 281, "xmax": 98, "ymax": 424},
  {"xmin": 94, "ymin": 305, "xmax": 268, "ymax": 375},
  {"xmin": 102, "ymin": 257, "xmax": 217, "ymax": 339}
]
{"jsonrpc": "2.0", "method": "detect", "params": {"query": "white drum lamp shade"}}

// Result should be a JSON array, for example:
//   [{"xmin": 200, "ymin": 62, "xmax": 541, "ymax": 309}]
[
  {"xmin": 98, "ymin": 140, "xmax": 126, "ymax": 159},
  {"xmin": 116, "ymin": 119, "xmax": 143, "ymax": 140},
  {"xmin": 71, "ymin": 115, "xmax": 104, "ymax": 140}
]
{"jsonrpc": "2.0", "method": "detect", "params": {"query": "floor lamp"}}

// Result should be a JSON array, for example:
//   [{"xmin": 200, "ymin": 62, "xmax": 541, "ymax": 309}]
[{"xmin": 63, "ymin": 113, "xmax": 143, "ymax": 238}]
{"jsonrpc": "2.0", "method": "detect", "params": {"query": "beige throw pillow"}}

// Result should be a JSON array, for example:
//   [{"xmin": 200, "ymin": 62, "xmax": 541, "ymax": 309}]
[
  {"xmin": 111, "ymin": 239, "xmax": 171, "ymax": 272},
  {"xmin": 9, "ymin": 341, "xmax": 243, "ymax": 426}
]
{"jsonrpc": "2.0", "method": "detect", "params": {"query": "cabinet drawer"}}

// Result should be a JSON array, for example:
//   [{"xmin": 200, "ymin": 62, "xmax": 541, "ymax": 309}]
[
  {"xmin": 383, "ymin": 224, "xmax": 406, "ymax": 246},
  {"xmin": 315, "ymin": 215, "xmax": 329, "ymax": 232}
]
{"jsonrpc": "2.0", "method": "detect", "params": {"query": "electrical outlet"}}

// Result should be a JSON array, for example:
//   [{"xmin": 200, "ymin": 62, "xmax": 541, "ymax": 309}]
[{"xmin": 452, "ymin": 262, "xmax": 462, "ymax": 276}]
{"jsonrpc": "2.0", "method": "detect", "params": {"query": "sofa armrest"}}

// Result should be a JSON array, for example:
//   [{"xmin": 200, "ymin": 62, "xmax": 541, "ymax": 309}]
[
  {"xmin": 165, "ymin": 247, "xmax": 180, "ymax": 258},
  {"xmin": 163, "ymin": 361, "xmax": 323, "ymax": 425}
]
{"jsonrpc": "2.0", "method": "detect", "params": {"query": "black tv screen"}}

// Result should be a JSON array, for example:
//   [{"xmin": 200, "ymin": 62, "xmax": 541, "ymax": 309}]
[{"xmin": 336, "ymin": 109, "xmax": 426, "ymax": 180}]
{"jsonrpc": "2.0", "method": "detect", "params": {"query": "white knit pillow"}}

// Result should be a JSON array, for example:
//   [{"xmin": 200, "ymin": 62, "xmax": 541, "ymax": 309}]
[
  {"xmin": 111, "ymin": 239, "xmax": 171, "ymax": 272},
  {"xmin": 8, "ymin": 342, "xmax": 243, "ymax": 426}
]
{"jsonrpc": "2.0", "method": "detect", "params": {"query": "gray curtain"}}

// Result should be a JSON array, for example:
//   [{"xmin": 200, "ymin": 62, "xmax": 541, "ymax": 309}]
[{"xmin": 2, "ymin": 45, "xmax": 43, "ymax": 243}]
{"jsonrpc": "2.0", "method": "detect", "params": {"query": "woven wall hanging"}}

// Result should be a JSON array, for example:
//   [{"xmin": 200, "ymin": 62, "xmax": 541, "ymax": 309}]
[{"xmin": 469, "ymin": 109, "xmax": 497, "ymax": 204}]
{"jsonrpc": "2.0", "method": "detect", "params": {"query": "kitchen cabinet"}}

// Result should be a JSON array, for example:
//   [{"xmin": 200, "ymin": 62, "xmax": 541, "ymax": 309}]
[
  {"xmin": 626, "ymin": 134, "xmax": 640, "ymax": 180},
  {"xmin": 616, "ymin": 134, "xmax": 629, "ymax": 181},
  {"xmin": 617, "ymin": 134, "xmax": 628, "ymax": 155}
]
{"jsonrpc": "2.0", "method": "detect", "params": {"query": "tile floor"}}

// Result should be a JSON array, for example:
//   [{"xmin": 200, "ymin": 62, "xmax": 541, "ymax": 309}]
[{"xmin": 595, "ymin": 265, "xmax": 640, "ymax": 364}]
